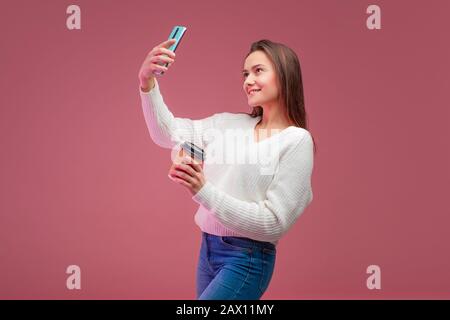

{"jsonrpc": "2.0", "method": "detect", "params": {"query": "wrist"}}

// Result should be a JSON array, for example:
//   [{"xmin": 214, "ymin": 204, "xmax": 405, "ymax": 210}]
[{"xmin": 140, "ymin": 76, "xmax": 155, "ymax": 92}]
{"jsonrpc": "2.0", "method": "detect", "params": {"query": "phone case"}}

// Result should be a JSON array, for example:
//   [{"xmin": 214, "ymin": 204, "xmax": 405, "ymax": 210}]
[{"xmin": 155, "ymin": 25, "xmax": 187, "ymax": 75}]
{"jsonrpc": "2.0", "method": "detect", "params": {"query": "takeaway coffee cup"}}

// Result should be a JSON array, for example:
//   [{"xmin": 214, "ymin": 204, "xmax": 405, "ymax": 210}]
[{"xmin": 169, "ymin": 141, "xmax": 204, "ymax": 179}]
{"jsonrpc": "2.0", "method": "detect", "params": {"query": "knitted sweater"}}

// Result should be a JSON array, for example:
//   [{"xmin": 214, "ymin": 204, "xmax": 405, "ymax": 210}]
[{"xmin": 140, "ymin": 78, "xmax": 314, "ymax": 245}]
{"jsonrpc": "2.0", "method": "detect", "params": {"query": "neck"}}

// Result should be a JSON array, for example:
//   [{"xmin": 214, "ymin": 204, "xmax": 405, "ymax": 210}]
[{"xmin": 257, "ymin": 102, "xmax": 293, "ymax": 129}]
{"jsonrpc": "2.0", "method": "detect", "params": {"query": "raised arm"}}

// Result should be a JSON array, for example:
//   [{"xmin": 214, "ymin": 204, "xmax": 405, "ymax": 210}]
[
  {"xmin": 139, "ymin": 77, "xmax": 218, "ymax": 149},
  {"xmin": 138, "ymin": 39, "xmax": 218, "ymax": 149}
]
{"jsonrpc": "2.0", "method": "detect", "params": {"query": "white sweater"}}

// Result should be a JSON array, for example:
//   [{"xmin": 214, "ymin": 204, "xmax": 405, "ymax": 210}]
[{"xmin": 140, "ymin": 79, "xmax": 314, "ymax": 245}]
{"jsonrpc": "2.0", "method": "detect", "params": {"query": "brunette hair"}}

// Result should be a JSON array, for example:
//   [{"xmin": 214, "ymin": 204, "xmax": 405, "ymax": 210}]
[{"xmin": 238, "ymin": 39, "xmax": 317, "ymax": 155}]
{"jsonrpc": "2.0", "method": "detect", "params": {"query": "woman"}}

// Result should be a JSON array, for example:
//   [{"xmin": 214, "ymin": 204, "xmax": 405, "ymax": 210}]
[{"xmin": 138, "ymin": 38, "xmax": 317, "ymax": 300}]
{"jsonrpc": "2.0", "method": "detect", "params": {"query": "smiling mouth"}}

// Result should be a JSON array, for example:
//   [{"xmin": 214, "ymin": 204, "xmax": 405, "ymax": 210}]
[{"xmin": 248, "ymin": 89, "xmax": 261, "ymax": 95}]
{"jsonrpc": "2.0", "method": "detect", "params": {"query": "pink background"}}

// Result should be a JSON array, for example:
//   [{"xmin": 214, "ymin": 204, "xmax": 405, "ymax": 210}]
[{"xmin": 1, "ymin": 0, "xmax": 449, "ymax": 299}]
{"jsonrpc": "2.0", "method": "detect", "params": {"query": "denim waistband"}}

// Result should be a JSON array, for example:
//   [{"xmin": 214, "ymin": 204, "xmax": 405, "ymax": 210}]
[{"xmin": 203, "ymin": 232, "xmax": 276, "ymax": 251}]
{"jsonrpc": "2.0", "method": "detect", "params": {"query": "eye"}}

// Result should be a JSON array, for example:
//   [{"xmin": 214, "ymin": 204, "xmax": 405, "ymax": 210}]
[{"xmin": 242, "ymin": 68, "xmax": 262, "ymax": 78}]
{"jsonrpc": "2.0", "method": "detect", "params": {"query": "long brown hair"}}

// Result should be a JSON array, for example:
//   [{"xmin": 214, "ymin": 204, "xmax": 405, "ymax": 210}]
[{"xmin": 238, "ymin": 39, "xmax": 317, "ymax": 155}]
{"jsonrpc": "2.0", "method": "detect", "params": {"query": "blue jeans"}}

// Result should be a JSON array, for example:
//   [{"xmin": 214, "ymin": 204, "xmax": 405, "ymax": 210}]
[{"xmin": 196, "ymin": 232, "xmax": 276, "ymax": 300}]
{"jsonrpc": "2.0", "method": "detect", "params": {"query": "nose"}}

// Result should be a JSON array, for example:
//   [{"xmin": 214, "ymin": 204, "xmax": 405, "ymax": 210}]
[{"xmin": 244, "ymin": 76, "xmax": 255, "ymax": 89}]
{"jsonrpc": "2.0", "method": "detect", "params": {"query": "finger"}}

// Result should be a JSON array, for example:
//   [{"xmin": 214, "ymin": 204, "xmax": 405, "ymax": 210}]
[
  {"xmin": 150, "ymin": 53, "xmax": 171, "ymax": 62},
  {"xmin": 148, "ymin": 48, "xmax": 174, "ymax": 61},
  {"xmin": 156, "ymin": 55, "xmax": 174, "ymax": 63},
  {"xmin": 182, "ymin": 157, "xmax": 202, "ymax": 173},
  {"xmin": 152, "ymin": 64, "xmax": 168, "ymax": 74},
  {"xmin": 189, "ymin": 162, "xmax": 202, "ymax": 173},
  {"xmin": 158, "ymin": 47, "xmax": 176, "ymax": 58},
  {"xmin": 165, "ymin": 38, "xmax": 177, "ymax": 46},
  {"xmin": 173, "ymin": 171, "xmax": 193, "ymax": 185},
  {"xmin": 174, "ymin": 164, "xmax": 196, "ymax": 178},
  {"xmin": 169, "ymin": 167, "xmax": 183, "ymax": 178},
  {"xmin": 181, "ymin": 156, "xmax": 199, "ymax": 165},
  {"xmin": 172, "ymin": 176, "xmax": 191, "ymax": 188},
  {"xmin": 158, "ymin": 38, "xmax": 177, "ymax": 48}
]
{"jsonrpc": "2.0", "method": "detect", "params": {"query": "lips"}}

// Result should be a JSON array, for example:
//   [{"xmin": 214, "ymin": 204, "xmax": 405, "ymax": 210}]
[{"xmin": 247, "ymin": 88, "xmax": 261, "ymax": 95}]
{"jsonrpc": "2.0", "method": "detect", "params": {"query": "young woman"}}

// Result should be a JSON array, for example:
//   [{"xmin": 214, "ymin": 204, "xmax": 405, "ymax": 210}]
[{"xmin": 138, "ymin": 38, "xmax": 317, "ymax": 300}]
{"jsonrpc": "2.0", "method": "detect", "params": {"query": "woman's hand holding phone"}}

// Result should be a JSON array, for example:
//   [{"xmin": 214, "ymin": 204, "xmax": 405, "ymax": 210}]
[{"xmin": 138, "ymin": 39, "xmax": 177, "ymax": 91}]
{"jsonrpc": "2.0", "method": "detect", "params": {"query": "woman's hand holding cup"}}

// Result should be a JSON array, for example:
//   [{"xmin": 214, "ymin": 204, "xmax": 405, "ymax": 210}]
[{"xmin": 168, "ymin": 143, "xmax": 206, "ymax": 196}]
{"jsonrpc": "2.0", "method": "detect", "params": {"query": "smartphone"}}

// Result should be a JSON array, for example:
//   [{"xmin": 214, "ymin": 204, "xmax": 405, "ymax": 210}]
[{"xmin": 155, "ymin": 25, "xmax": 187, "ymax": 75}]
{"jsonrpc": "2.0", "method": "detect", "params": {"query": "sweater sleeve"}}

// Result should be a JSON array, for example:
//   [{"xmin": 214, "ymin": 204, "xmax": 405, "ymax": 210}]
[
  {"xmin": 139, "ymin": 78, "xmax": 218, "ymax": 149},
  {"xmin": 191, "ymin": 131, "xmax": 314, "ymax": 243}
]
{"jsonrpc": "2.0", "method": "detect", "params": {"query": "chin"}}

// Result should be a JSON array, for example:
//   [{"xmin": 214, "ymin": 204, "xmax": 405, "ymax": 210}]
[
  {"xmin": 248, "ymin": 99, "xmax": 264, "ymax": 107},
  {"xmin": 247, "ymin": 96, "xmax": 259, "ymax": 105}
]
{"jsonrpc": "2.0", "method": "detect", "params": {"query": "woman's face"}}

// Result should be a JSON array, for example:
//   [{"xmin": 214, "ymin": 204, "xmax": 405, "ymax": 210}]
[{"xmin": 242, "ymin": 51, "xmax": 279, "ymax": 107}]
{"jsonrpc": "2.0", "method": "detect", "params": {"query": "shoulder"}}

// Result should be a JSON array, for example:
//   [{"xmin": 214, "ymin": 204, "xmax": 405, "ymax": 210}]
[
  {"xmin": 214, "ymin": 112, "xmax": 253, "ymax": 121},
  {"xmin": 281, "ymin": 127, "xmax": 314, "ymax": 158},
  {"xmin": 285, "ymin": 127, "xmax": 313, "ymax": 145}
]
